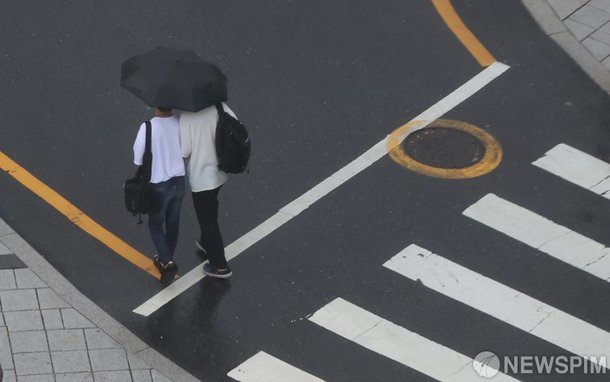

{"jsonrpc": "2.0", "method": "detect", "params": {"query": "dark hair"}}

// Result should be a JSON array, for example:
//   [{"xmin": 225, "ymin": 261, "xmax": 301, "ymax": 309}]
[{"xmin": 156, "ymin": 107, "xmax": 171, "ymax": 113}]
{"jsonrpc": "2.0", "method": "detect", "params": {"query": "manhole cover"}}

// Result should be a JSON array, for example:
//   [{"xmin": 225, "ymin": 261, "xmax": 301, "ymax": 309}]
[{"xmin": 402, "ymin": 127, "xmax": 485, "ymax": 169}]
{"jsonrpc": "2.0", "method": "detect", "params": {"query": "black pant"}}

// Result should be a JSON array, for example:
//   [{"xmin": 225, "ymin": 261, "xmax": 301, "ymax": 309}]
[{"xmin": 192, "ymin": 186, "xmax": 227, "ymax": 268}]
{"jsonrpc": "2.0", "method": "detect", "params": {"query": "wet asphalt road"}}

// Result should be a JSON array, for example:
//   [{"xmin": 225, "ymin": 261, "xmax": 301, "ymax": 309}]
[{"xmin": 1, "ymin": 1, "xmax": 610, "ymax": 381}]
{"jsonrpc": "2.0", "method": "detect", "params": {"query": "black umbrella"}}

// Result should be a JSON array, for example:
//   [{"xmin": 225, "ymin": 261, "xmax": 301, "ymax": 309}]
[{"xmin": 120, "ymin": 46, "xmax": 227, "ymax": 111}]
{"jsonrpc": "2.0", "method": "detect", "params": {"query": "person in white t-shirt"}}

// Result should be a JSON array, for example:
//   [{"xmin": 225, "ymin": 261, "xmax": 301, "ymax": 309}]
[
  {"xmin": 180, "ymin": 103, "xmax": 236, "ymax": 279},
  {"xmin": 133, "ymin": 107, "xmax": 185, "ymax": 278}
]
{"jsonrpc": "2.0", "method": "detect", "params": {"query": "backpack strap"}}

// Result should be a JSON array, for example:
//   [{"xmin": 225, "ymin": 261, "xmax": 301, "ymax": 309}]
[{"xmin": 215, "ymin": 103, "xmax": 224, "ymax": 115}]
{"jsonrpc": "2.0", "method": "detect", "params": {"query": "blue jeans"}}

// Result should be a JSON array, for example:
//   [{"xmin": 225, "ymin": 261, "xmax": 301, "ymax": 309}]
[{"xmin": 148, "ymin": 176, "xmax": 185, "ymax": 263}]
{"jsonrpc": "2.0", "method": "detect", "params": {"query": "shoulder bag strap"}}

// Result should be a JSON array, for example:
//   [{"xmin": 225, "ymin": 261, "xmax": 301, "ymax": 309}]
[
  {"xmin": 144, "ymin": 120, "xmax": 152, "ymax": 155},
  {"xmin": 141, "ymin": 121, "xmax": 153, "ymax": 182}
]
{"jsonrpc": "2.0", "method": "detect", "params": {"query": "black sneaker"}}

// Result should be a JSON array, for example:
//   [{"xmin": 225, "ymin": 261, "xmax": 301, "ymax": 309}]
[
  {"xmin": 202, "ymin": 262, "xmax": 232, "ymax": 279},
  {"xmin": 153, "ymin": 255, "xmax": 178, "ymax": 275},
  {"xmin": 195, "ymin": 240, "xmax": 208, "ymax": 254}
]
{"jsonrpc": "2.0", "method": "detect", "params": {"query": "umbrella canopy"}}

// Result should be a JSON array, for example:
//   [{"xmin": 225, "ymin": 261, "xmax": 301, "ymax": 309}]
[{"xmin": 120, "ymin": 46, "xmax": 227, "ymax": 111}]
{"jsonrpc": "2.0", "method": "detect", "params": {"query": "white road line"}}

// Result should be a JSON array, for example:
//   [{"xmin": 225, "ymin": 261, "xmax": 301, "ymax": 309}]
[
  {"xmin": 309, "ymin": 297, "xmax": 520, "ymax": 382},
  {"xmin": 463, "ymin": 193, "xmax": 610, "ymax": 282},
  {"xmin": 533, "ymin": 143, "xmax": 610, "ymax": 199},
  {"xmin": 383, "ymin": 244, "xmax": 610, "ymax": 369},
  {"xmin": 133, "ymin": 62, "xmax": 511, "ymax": 317},
  {"xmin": 227, "ymin": 351, "xmax": 325, "ymax": 382}
]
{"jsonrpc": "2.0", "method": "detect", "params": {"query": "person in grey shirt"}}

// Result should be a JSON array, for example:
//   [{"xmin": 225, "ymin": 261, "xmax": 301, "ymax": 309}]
[{"xmin": 180, "ymin": 103, "xmax": 236, "ymax": 278}]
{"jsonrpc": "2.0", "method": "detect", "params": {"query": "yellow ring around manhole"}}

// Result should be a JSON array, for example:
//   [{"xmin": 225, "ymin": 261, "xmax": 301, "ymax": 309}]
[{"xmin": 387, "ymin": 119, "xmax": 502, "ymax": 179}]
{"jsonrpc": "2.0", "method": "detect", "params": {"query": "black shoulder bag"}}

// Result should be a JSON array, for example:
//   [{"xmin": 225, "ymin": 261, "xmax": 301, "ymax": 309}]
[{"xmin": 124, "ymin": 121, "xmax": 153, "ymax": 223}]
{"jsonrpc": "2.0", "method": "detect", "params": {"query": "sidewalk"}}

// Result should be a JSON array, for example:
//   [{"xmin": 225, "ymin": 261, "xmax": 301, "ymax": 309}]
[
  {"xmin": 0, "ymin": 218, "xmax": 198, "ymax": 382},
  {"xmin": 523, "ymin": 0, "xmax": 610, "ymax": 94},
  {"xmin": 552, "ymin": 0, "xmax": 610, "ymax": 67}
]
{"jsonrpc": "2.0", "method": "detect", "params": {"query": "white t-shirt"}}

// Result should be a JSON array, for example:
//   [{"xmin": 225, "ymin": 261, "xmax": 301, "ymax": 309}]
[
  {"xmin": 133, "ymin": 116, "xmax": 185, "ymax": 184},
  {"xmin": 180, "ymin": 103, "xmax": 236, "ymax": 192}
]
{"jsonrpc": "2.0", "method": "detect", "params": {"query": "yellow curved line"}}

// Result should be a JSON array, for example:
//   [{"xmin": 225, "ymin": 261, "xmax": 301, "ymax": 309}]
[
  {"xmin": 0, "ymin": 151, "xmax": 161, "ymax": 279},
  {"xmin": 431, "ymin": 0, "xmax": 496, "ymax": 67},
  {"xmin": 386, "ymin": 119, "xmax": 502, "ymax": 179}
]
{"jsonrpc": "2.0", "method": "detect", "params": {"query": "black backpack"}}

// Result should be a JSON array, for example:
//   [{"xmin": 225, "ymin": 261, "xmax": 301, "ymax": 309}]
[{"xmin": 215, "ymin": 103, "xmax": 250, "ymax": 173}]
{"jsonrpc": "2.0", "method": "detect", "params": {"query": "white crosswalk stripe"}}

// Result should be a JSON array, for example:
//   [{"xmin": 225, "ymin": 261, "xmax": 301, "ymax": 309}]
[
  {"xmin": 383, "ymin": 244, "xmax": 610, "ymax": 370},
  {"xmin": 463, "ymin": 193, "xmax": 610, "ymax": 282},
  {"xmin": 533, "ymin": 144, "xmax": 610, "ymax": 198},
  {"xmin": 228, "ymin": 351, "xmax": 325, "ymax": 382},
  {"xmin": 309, "ymin": 297, "xmax": 521, "ymax": 382}
]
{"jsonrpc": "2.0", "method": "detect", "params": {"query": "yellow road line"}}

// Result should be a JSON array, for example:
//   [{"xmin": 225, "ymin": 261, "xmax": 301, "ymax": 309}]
[
  {"xmin": 431, "ymin": 0, "xmax": 496, "ymax": 67},
  {"xmin": 0, "ymin": 151, "xmax": 161, "ymax": 279}
]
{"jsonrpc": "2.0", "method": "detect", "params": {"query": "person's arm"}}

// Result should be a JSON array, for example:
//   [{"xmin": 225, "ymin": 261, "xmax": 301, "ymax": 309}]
[
  {"xmin": 133, "ymin": 123, "xmax": 146, "ymax": 165},
  {"xmin": 180, "ymin": 115, "xmax": 192, "ymax": 159}
]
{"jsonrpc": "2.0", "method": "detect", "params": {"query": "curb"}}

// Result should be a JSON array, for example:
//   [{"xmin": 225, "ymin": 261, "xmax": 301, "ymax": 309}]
[
  {"xmin": 0, "ymin": 218, "xmax": 200, "ymax": 382},
  {"xmin": 521, "ymin": 0, "xmax": 610, "ymax": 95}
]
